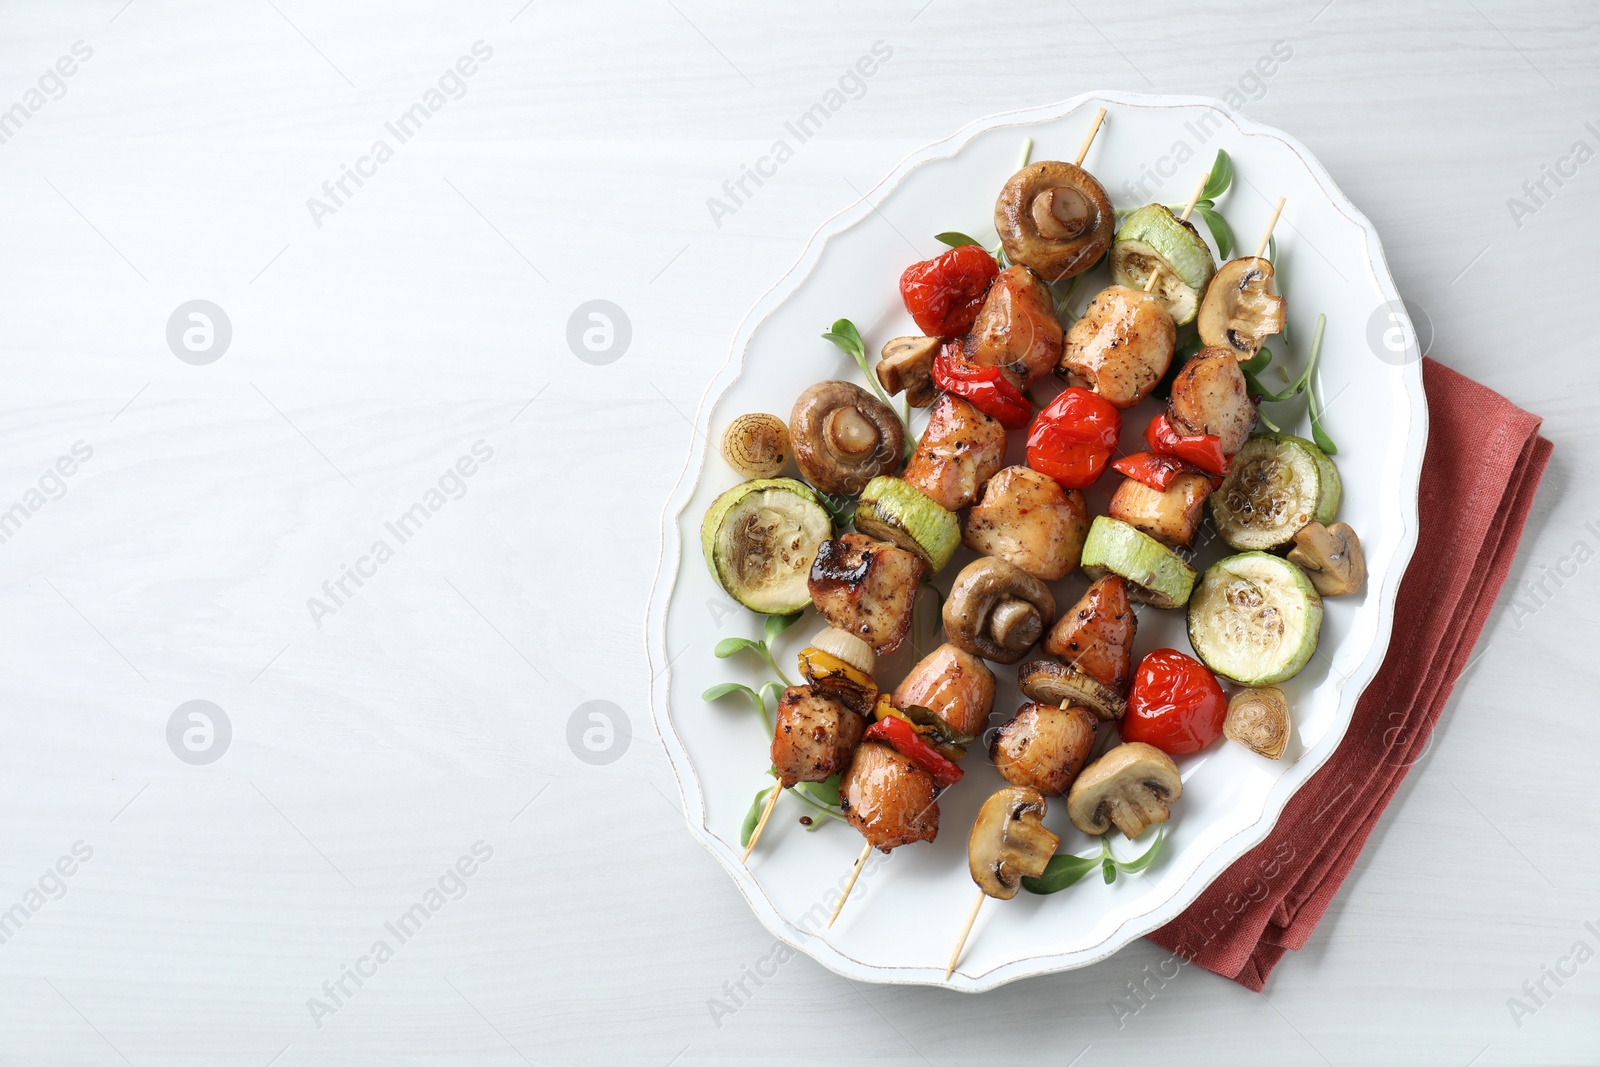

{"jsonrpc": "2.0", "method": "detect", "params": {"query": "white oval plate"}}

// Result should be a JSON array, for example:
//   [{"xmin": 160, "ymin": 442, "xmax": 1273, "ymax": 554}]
[{"xmin": 646, "ymin": 91, "xmax": 1426, "ymax": 991}]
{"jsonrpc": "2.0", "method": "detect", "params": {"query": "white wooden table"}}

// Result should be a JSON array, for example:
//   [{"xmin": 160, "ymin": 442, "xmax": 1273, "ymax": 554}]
[{"xmin": 0, "ymin": 1, "xmax": 1595, "ymax": 1063}]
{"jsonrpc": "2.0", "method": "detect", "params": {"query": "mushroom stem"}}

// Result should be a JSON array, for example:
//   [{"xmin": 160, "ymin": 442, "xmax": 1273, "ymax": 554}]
[
  {"xmin": 945, "ymin": 888, "xmax": 987, "ymax": 980},
  {"xmin": 989, "ymin": 597, "xmax": 1043, "ymax": 651}
]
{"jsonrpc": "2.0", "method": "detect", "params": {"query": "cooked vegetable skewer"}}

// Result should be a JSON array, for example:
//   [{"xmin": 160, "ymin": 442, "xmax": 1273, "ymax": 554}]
[
  {"xmin": 947, "ymin": 787, "xmax": 1061, "ymax": 979},
  {"xmin": 1143, "ymin": 173, "xmax": 1210, "ymax": 294}
]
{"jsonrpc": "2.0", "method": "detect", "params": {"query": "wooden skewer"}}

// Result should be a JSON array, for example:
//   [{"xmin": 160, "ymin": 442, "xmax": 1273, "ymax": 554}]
[
  {"xmin": 742, "ymin": 785, "xmax": 783, "ymax": 863},
  {"xmin": 945, "ymin": 889, "xmax": 987, "ymax": 979},
  {"xmin": 1073, "ymin": 107, "xmax": 1107, "ymax": 167},
  {"xmin": 827, "ymin": 841, "xmax": 874, "ymax": 927},
  {"xmin": 1254, "ymin": 197, "xmax": 1286, "ymax": 258},
  {"xmin": 1143, "ymin": 173, "xmax": 1212, "ymax": 294}
]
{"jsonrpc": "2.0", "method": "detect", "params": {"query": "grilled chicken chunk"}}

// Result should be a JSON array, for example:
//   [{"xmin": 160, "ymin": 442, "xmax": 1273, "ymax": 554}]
[
  {"xmin": 1108, "ymin": 472, "xmax": 1211, "ymax": 548},
  {"xmin": 891, "ymin": 642, "xmax": 996, "ymax": 738},
  {"xmin": 808, "ymin": 533, "xmax": 927, "ymax": 653},
  {"xmin": 1042, "ymin": 575, "xmax": 1137, "ymax": 692},
  {"xmin": 963, "ymin": 466, "xmax": 1089, "ymax": 582},
  {"xmin": 965, "ymin": 265, "xmax": 1063, "ymax": 388},
  {"xmin": 901, "ymin": 394, "xmax": 1008, "ymax": 512},
  {"xmin": 1059, "ymin": 285, "xmax": 1176, "ymax": 408},
  {"xmin": 840, "ymin": 740, "xmax": 940, "ymax": 852},
  {"xmin": 991, "ymin": 702, "xmax": 1098, "ymax": 797},
  {"xmin": 1168, "ymin": 346, "xmax": 1256, "ymax": 455},
  {"xmin": 771, "ymin": 686, "xmax": 865, "ymax": 789}
]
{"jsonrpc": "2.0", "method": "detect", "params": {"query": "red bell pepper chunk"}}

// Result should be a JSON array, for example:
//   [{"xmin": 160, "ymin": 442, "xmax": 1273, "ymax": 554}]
[
  {"xmin": 899, "ymin": 244, "xmax": 999, "ymax": 336},
  {"xmin": 1144, "ymin": 413, "xmax": 1230, "ymax": 477},
  {"xmin": 1111, "ymin": 451, "xmax": 1197, "ymax": 492},
  {"xmin": 1025, "ymin": 386, "xmax": 1122, "ymax": 489},
  {"xmin": 931, "ymin": 345, "xmax": 1033, "ymax": 429},
  {"xmin": 863, "ymin": 716, "xmax": 964, "ymax": 789}
]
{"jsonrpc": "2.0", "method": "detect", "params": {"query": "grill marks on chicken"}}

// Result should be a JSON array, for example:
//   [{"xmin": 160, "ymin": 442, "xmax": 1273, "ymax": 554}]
[
  {"xmin": 771, "ymin": 686, "xmax": 866, "ymax": 789},
  {"xmin": 1059, "ymin": 286, "xmax": 1176, "ymax": 408},
  {"xmin": 808, "ymin": 533, "xmax": 927, "ymax": 653},
  {"xmin": 840, "ymin": 740, "xmax": 940, "ymax": 852}
]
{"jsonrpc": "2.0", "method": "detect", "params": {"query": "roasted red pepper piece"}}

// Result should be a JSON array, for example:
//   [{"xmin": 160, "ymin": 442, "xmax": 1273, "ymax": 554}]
[
  {"xmin": 1144, "ymin": 413, "xmax": 1231, "ymax": 477},
  {"xmin": 1121, "ymin": 648, "xmax": 1228, "ymax": 755},
  {"xmin": 1111, "ymin": 451, "xmax": 1223, "ymax": 492},
  {"xmin": 863, "ymin": 716, "xmax": 964, "ymax": 789},
  {"xmin": 932, "ymin": 344, "xmax": 1033, "ymax": 429},
  {"xmin": 899, "ymin": 244, "xmax": 999, "ymax": 336},
  {"xmin": 1025, "ymin": 386, "xmax": 1121, "ymax": 489}
]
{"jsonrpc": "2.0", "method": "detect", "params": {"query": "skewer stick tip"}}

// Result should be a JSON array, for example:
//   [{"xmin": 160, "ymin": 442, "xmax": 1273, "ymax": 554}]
[
  {"xmin": 1254, "ymin": 197, "xmax": 1286, "ymax": 259},
  {"xmin": 827, "ymin": 841, "xmax": 875, "ymax": 928},
  {"xmin": 1073, "ymin": 107, "xmax": 1108, "ymax": 167},
  {"xmin": 741, "ymin": 785, "xmax": 782, "ymax": 864},
  {"xmin": 945, "ymin": 889, "xmax": 987, "ymax": 980},
  {"xmin": 1179, "ymin": 172, "xmax": 1209, "ymax": 222}
]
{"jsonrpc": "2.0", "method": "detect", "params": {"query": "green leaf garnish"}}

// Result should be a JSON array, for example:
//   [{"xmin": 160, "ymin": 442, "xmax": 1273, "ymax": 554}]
[
  {"xmin": 741, "ymin": 785, "xmax": 775, "ymax": 846},
  {"xmin": 935, "ymin": 231, "xmax": 984, "ymax": 248},
  {"xmin": 1196, "ymin": 202, "xmax": 1235, "ymax": 259},
  {"xmin": 1200, "ymin": 149, "xmax": 1233, "ymax": 202},
  {"xmin": 765, "ymin": 611, "xmax": 803, "ymax": 642},
  {"xmin": 714, "ymin": 637, "xmax": 760, "ymax": 658},
  {"xmin": 1023, "ymin": 828, "xmax": 1167, "ymax": 895}
]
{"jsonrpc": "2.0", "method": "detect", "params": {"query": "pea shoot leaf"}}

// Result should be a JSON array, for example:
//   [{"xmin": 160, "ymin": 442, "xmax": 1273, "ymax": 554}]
[
  {"xmin": 702, "ymin": 682, "xmax": 757, "ymax": 702},
  {"xmin": 1112, "ymin": 826, "xmax": 1166, "ymax": 874},
  {"xmin": 1200, "ymin": 149, "xmax": 1233, "ymax": 202},
  {"xmin": 1021, "ymin": 851, "xmax": 1103, "ymax": 894},
  {"xmin": 714, "ymin": 637, "xmax": 761, "ymax": 658},
  {"xmin": 741, "ymin": 785, "xmax": 775, "ymax": 846},
  {"xmin": 765, "ymin": 611, "xmax": 804, "ymax": 642},
  {"xmin": 934, "ymin": 231, "xmax": 984, "ymax": 248},
  {"xmin": 1196, "ymin": 202, "xmax": 1235, "ymax": 259}
]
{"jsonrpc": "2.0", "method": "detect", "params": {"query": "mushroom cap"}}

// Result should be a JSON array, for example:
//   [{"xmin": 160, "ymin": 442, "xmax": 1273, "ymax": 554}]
[
  {"xmin": 790, "ymin": 381, "xmax": 905, "ymax": 496},
  {"xmin": 941, "ymin": 557, "xmax": 1056, "ymax": 664},
  {"xmin": 968, "ymin": 786, "xmax": 1061, "ymax": 900},
  {"xmin": 1066, "ymin": 742, "xmax": 1182, "ymax": 839},
  {"xmin": 1287, "ymin": 521, "xmax": 1366, "ymax": 597},
  {"xmin": 994, "ymin": 161, "xmax": 1115, "ymax": 282},
  {"xmin": 1016, "ymin": 659, "xmax": 1127, "ymax": 722},
  {"xmin": 1197, "ymin": 257, "xmax": 1287, "ymax": 360},
  {"xmin": 991, "ymin": 702, "xmax": 1098, "ymax": 797}
]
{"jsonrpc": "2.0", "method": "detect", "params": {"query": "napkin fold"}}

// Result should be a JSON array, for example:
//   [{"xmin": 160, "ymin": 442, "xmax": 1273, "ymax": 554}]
[{"xmin": 1146, "ymin": 358, "xmax": 1553, "ymax": 990}]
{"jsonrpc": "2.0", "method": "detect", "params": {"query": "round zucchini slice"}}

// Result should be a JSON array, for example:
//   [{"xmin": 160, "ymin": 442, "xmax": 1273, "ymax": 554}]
[
  {"xmin": 853, "ymin": 476, "xmax": 959, "ymax": 574},
  {"xmin": 1187, "ymin": 552, "xmax": 1323, "ymax": 685},
  {"xmin": 1211, "ymin": 434, "xmax": 1340, "ymax": 551},
  {"xmin": 701, "ymin": 478, "xmax": 832, "ymax": 614},
  {"xmin": 1110, "ymin": 204, "xmax": 1217, "ymax": 326},
  {"xmin": 1079, "ymin": 516, "xmax": 1197, "ymax": 610}
]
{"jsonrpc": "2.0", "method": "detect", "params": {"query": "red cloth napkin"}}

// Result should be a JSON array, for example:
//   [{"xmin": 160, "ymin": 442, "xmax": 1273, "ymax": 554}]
[{"xmin": 1146, "ymin": 358, "xmax": 1553, "ymax": 990}]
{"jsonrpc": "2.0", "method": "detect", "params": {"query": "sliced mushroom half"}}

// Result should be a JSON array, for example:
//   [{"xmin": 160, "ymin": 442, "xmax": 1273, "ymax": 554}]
[
  {"xmin": 1198, "ymin": 257, "xmax": 1287, "ymax": 360},
  {"xmin": 790, "ymin": 381, "xmax": 905, "ymax": 496},
  {"xmin": 1066, "ymin": 742, "xmax": 1182, "ymax": 840},
  {"xmin": 1017, "ymin": 659, "xmax": 1126, "ymax": 723},
  {"xmin": 1287, "ymin": 521, "xmax": 1366, "ymax": 596},
  {"xmin": 942, "ymin": 557, "xmax": 1056, "ymax": 664},
  {"xmin": 876, "ymin": 336, "xmax": 943, "ymax": 408},
  {"xmin": 994, "ymin": 161, "xmax": 1115, "ymax": 282},
  {"xmin": 968, "ymin": 786, "xmax": 1061, "ymax": 900}
]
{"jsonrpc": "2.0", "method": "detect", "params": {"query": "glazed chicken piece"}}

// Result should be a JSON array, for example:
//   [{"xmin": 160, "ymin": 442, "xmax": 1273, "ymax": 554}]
[
  {"xmin": 1108, "ymin": 472, "xmax": 1211, "ymax": 548},
  {"xmin": 962, "ymin": 466, "xmax": 1089, "ymax": 582},
  {"xmin": 1168, "ymin": 346, "xmax": 1256, "ymax": 455},
  {"xmin": 891, "ymin": 642, "xmax": 996, "ymax": 738},
  {"xmin": 991, "ymin": 702, "xmax": 1098, "ymax": 797},
  {"xmin": 808, "ymin": 533, "xmax": 927, "ymax": 653},
  {"xmin": 901, "ymin": 394, "xmax": 1009, "ymax": 512},
  {"xmin": 1042, "ymin": 575, "xmax": 1136, "ymax": 691},
  {"xmin": 965, "ymin": 265, "xmax": 1063, "ymax": 388},
  {"xmin": 840, "ymin": 740, "xmax": 940, "ymax": 852},
  {"xmin": 1059, "ymin": 285, "xmax": 1176, "ymax": 408},
  {"xmin": 770, "ymin": 686, "xmax": 865, "ymax": 789}
]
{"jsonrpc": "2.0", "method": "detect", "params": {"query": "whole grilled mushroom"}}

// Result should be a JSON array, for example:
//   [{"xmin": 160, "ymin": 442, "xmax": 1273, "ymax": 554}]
[
  {"xmin": 968, "ymin": 787, "xmax": 1060, "ymax": 900},
  {"xmin": 790, "ymin": 381, "xmax": 905, "ymax": 495},
  {"xmin": 942, "ymin": 557, "xmax": 1056, "ymax": 664},
  {"xmin": 994, "ymin": 161, "xmax": 1115, "ymax": 282}
]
